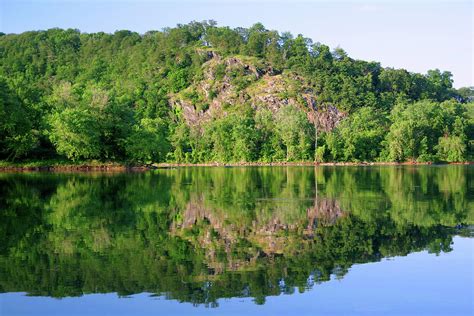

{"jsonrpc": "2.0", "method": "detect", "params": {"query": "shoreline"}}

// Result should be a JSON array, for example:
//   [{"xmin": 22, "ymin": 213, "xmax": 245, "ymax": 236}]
[{"xmin": 0, "ymin": 161, "xmax": 472, "ymax": 172}]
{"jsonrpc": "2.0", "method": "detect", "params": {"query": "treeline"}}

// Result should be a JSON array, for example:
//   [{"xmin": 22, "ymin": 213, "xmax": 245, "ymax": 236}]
[{"xmin": 0, "ymin": 21, "xmax": 472, "ymax": 163}]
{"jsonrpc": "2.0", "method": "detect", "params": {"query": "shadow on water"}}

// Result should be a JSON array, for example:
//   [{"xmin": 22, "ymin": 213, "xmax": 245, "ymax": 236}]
[{"xmin": 0, "ymin": 165, "xmax": 472, "ymax": 306}]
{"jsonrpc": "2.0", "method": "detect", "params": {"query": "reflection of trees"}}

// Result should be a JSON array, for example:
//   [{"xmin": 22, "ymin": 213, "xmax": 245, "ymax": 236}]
[
  {"xmin": 319, "ymin": 166, "xmax": 474, "ymax": 227},
  {"xmin": 0, "ymin": 166, "xmax": 472, "ymax": 306}
]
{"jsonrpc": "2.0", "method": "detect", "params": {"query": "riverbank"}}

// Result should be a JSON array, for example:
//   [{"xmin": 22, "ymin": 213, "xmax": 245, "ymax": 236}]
[
  {"xmin": 0, "ymin": 160, "xmax": 147, "ymax": 172},
  {"xmin": 0, "ymin": 160, "xmax": 472, "ymax": 172}
]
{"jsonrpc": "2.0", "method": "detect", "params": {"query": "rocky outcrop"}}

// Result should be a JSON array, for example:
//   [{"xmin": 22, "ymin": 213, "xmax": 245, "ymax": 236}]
[
  {"xmin": 312, "ymin": 105, "xmax": 347, "ymax": 132},
  {"xmin": 171, "ymin": 52, "xmax": 347, "ymax": 131}
]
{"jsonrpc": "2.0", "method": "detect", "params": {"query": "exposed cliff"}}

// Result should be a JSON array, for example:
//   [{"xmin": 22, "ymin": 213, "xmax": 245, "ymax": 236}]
[{"xmin": 171, "ymin": 51, "xmax": 346, "ymax": 131}]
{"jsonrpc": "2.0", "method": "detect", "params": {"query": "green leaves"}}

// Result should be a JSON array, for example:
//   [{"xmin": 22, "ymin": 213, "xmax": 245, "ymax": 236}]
[
  {"xmin": 326, "ymin": 107, "xmax": 387, "ymax": 162},
  {"xmin": 46, "ymin": 84, "xmax": 134, "ymax": 161},
  {"xmin": 436, "ymin": 136, "xmax": 466, "ymax": 162},
  {"xmin": 124, "ymin": 118, "xmax": 170, "ymax": 163},
  {"xmin": 275, "ymin": 105, "xmax": 314, "ymax": 161},
  {"xmin": 167, "ymin": 68, "xmax": 190, "ymax": 93},
  {"xmin": 48, "ymin": 107, "xmax": 101, "ymax": 160},
  {"xmin": 205, "ymin": 107, "xmax": 258, "ymax": 162},
  {"xmin": 0, "ymin": 77, "xmax": 38, "ymax": 160},
  {"xmin": 0, "ymin": 24, "xmax": 469, "ymax": 164},
  {"xmin": 385, "ymin": 100, "xmax": 469, "ymax": 162}
]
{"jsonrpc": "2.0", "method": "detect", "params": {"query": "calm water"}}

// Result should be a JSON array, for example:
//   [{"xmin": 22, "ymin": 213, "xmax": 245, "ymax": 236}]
[{"xmin": 0, "ymin": 166, "xmax": 473, "ymax": 315}]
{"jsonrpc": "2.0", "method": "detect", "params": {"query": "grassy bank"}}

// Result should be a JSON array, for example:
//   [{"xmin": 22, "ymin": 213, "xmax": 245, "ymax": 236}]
[
  {"xmin": 0, "ymin": 159, "xmax": 148, "ymax": 172},
  {"xmin": 1, "ymin": 159, "xmax": 472, "ymax": 172}
]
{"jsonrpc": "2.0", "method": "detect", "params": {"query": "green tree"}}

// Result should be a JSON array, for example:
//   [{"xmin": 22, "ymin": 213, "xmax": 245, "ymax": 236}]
[
  {"xmin": 48, "ymin": 107, "xmax": 101, "ymax": 160},
  {"xmin": 0, "ymin": 78, "xmax": 37, "ymax": 160},
  {"xmin": 436, "ymin": 136, "xmax": 466, "ymax": 162},
  {"xmin": 125, "ymin": 118, "xmax": 170, "ymax": 163},
  {"xmin": 385, "ymin": 100, "xmax": 467, "ymax": 162},
  {"xmin": 326, "ymin": 107, "xmax": 387, "ymax": 161},
  {"xmin": 205, "ymin": 107, "xmax": 258, "ymax": 162},
  {"xmin": 275, "ymin": 105, "xmax": 313, "ymax": 161},
  {"xmin": 206, "ymin": 26, "xmax": 243, "ymax": 55},
  {"xmin": 255, "ymin": 109, "xmax": 285, "ymax": 161},
  {"xmin": 245, "ymin": 23, "xmax": 268, "ymax": 57}
]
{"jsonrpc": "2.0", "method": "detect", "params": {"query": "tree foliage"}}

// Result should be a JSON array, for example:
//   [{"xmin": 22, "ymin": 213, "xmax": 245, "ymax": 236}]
[
  {"xmin": 0, "ymin": 22, "xmax": 470, "ymax": 163},
  {"xmin": 0, "ymin": 77, "xmax": 37, "ymax": 159},
  {"xmin": 325, "ymin": 107, "xmax": 387, "ymax": 162},
  {"xmin": 385, "ymin": 100, "xmax": 468, "ymax": 162}
]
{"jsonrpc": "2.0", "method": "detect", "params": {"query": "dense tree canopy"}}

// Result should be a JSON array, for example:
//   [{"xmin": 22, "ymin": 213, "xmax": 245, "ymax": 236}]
[{"xmin": 0, "ymin": 22, "xmax": 472, "ymax": 163}]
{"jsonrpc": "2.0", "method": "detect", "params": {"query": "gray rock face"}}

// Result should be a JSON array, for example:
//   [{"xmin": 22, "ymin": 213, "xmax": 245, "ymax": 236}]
[{"xmin": 171, "ymin": 51, "xmax": 347, "ymax": 131}]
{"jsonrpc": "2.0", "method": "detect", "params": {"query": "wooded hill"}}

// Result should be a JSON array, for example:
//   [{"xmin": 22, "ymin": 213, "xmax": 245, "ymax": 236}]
[{"xmin": 1, "ymin": 21, "xmax": 473, "ymax": 163}]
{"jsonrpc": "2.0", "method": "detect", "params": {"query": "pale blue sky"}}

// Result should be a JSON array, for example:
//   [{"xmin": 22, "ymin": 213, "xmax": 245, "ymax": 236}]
[{"xmin": 1, "ymin": 0, "xmax": 472, "ymax": 87}]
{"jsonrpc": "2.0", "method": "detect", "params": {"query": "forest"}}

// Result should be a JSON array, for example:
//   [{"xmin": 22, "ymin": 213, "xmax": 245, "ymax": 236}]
[{"xmin": 1, "ymin": 21, "xmax": 473, "ymax": 164}]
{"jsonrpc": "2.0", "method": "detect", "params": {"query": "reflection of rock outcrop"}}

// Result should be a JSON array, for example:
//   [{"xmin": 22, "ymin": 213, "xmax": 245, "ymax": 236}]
[
  {"xmin": 171, "ymin": 196, "xmax": 258, "ymax": 273},
  {"xmin": 306, "ymin": 198, "xmax": 346, "ymax": 231},
  {"xmin": 170, "ymin": 195, "xmax": 249, "ymax": 246},
  {"xmin": 170, "ymin": 196, "xmax": 348, "ymax": 270},
  {"xmin": 249, "ymin": 198, "xmax": 347, "ymax": 253}
]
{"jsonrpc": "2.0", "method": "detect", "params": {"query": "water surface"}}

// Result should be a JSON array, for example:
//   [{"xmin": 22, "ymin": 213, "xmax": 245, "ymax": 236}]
[{"xmin": 1, "ymin": 166, "xmax": 473, "ymax": 315}]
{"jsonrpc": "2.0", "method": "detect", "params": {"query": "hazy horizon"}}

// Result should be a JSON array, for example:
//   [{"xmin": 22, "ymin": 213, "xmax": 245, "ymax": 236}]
[{"xmin": 1, "ymin": 0, "xmax": 472, "ymax": 88}]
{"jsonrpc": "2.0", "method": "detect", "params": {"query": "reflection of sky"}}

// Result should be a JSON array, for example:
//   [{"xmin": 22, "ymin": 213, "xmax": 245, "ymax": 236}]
[
  {"xmin": 2, "ymin": 237, "xmax": 473, "ymax": 316},
  {"xmin": 0, "ymin": 0, "xmax": 472, "ymax": 88}
]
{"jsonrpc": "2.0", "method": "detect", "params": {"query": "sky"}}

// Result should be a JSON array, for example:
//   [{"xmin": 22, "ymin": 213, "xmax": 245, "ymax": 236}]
[{"xmin": 1, "ymin": 0, "xmax": 472, "ymax": 88}]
